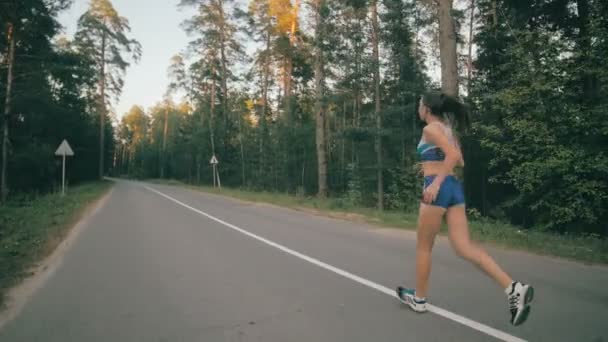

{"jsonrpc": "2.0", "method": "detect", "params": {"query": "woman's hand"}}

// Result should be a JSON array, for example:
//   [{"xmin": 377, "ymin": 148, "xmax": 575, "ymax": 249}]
[{"xmin": 422, "ymin": 182, "xmax": 440, "ymax": 204}]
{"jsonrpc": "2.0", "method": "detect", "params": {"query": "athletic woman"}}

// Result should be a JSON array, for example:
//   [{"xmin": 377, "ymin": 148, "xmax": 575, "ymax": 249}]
[{"xmin": 396, "ymin": 91, "xmax": 534, "ymax": 326}]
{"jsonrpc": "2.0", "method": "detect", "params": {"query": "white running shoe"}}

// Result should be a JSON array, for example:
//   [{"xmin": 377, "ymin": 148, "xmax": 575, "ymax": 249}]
[
  {"xmin": 506, "ymin": 281, "xmax": 534, "ymax": 326},
  {"xmin": 396, "ymin": 286, "xmax": 428, "ymax": 313}
]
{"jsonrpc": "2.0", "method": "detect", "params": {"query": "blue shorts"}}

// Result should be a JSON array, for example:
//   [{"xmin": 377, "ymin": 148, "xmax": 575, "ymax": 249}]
[{"xmin": 423, "ymin": 175, "xmax": 465, "ymax": 209}]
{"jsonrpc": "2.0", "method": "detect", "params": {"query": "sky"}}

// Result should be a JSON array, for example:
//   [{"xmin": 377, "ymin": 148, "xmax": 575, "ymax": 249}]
[{"xmin": 58, "ymin": 0, "xmax": 196, "ymax": 118}]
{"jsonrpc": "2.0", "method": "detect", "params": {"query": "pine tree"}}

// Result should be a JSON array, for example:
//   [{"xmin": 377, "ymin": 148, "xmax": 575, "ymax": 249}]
[{"xmin": 74, "ymin": 0, "xmax": 141, "ymax": 179}]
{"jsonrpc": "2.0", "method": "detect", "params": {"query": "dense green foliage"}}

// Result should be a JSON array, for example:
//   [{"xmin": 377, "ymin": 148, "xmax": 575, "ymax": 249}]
[
  {"xmin": 116, "ymin": 0, "xmax": 607, "ymax": 237},
  {"xmin": 0, "ymin": 0, "xmax": 112, "ymax": 196},
  {"xmin": 1, "ymin": 0, "xmax": 606, "ymax": 237},
  {"xmin": 469, "ymin": 0, "xmax": 608, "ymax": 235}
]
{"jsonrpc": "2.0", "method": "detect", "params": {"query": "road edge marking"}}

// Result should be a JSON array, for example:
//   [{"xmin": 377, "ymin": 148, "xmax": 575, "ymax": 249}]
[{"xmin": 145, "ymin": 185, "xmax": 526, "ymax": 342}]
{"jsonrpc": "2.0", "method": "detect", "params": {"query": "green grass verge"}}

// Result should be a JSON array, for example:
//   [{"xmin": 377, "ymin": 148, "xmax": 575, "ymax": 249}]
[
  {"xmin": 0, "ymin": 181, "xmax": 112, "ymax": 306},
  {"xmin": 149, "ymin": 179, "xmax": 608, "ymax": 265}
]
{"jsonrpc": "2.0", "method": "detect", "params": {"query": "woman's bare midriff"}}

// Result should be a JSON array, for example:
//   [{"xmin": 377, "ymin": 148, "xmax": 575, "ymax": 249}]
[{"xmin": 419, "ymin": 161, "xmax": 456, "ymax": 177}]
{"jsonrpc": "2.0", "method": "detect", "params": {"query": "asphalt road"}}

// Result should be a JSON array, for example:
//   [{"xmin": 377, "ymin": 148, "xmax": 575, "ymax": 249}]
[{"xmin": 1, "ymin": 180, "xmax": 607, "ymax": 341}]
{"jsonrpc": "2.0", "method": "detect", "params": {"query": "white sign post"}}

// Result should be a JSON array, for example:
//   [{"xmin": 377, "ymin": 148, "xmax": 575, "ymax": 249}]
[
  {"xmin": 210, "ymin": 155, "xmax": 221, "ymax": 189},
  {"xmin": 55, "ymin": 139, "xmax": 74, "ymax": 196}
]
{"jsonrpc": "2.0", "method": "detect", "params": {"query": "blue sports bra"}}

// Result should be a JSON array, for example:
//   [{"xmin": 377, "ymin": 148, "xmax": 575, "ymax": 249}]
[{"xmin": 417, "ymin": 122, "xmax": 457, "ymax": 162}]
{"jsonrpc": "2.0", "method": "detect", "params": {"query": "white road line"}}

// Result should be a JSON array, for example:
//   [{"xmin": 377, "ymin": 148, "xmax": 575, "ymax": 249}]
[{"xmin": 144, "ymin": 185, "xmax": 526, "ymax": 342}]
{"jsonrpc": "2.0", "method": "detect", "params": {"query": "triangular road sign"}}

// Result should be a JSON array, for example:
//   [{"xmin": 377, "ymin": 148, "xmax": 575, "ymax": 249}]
[
  {"xmin": 55, "ymin": 139, "xmax": 74, "ymax": 156},
  {"xmin": 210, "ymin": 155, "xmax": 218, "ymax": 164}
]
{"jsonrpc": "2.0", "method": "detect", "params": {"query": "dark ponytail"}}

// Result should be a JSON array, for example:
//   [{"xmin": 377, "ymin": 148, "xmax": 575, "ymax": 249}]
[{"xmin": 421, "ymin": 91, "xmax": 470, "ymax": 132}]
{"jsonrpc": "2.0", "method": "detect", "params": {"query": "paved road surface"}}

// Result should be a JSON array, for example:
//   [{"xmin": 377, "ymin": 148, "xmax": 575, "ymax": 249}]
[{"xmin": 1, "ymin": 180, "xmax": 607, "ymax": 341}]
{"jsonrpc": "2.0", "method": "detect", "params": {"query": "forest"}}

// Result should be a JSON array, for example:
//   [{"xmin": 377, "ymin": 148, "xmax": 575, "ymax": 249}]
[{"xmin": 1, "ymin": 0, "xmax": 607, "ymax": 237}]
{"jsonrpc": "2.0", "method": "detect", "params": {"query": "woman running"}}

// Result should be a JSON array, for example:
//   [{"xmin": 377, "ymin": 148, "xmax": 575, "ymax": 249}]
[{"xmin": 396, "ymin": 91, "xmax": 534, "ymax": 326}]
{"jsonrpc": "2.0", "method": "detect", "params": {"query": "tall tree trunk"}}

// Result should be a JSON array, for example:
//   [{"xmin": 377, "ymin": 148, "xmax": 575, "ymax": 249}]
[
  {"xmin": 438, "ymin": 0, "xmax": 459, "ymax": 96},
  {"xmin": 354, "ymin": 80, "xmax": 361, "ymax": 128},
  {"xmin": 401, "ymin": 80, "xmax": 407, "ymax": 165},
  {"xmin": 210, "ymin": 65, "xmax": 217, "ymax": 155},
  {"xmin": 217, "ymin": 0, "xmax": 229, "ymax": 128},
  {"xmin": 1, "ymin": 23, "xmax": 15, "ymax": 203},
  {"xmin": 414, "ymin": 3, "xmax": 420, "ymax": 60},
  {"xmin": 467, "ymin": 0, "xmax": 475, "ymax": 95},
  {"xmin": 196, "ymin": 157, "xmax": 201, "ymax": 184},
  {"xmin": 341, "ymin": 102, "xmax": 346, "ymax": 192},
  {"xmin": 261, "ymin": 30, "xmax": 271, "ymax": 119},
  {"xmin": 283, "ymin": 0, "xmax": 300, "ymax": 117},
  {"xmin": 314, "ymin": 0, "xmax": 327, "ymax": 198},
  {"xmin": 352, "ymin": 17, "xmax": 362, "ymax": 166},
  {"xmin": 99, "ymin": 30, "xmax": 107, "ymax": 180},
  {"xmin": 283, "ymin": 57, "xmax": 292, "ymax": 115},
  {"xmin": 128, "ymin": 148, "xmax": 132, "ymax": 174},
  {"xmin": 290, "ymin": 0, "xmax": 300, "ymax": 43},
  {"xmin": 259, "ymin": 119, "xmax": 265, "ymax": 186},
  {"xmin": 161, "ymin": 106, "xmax": 169, "ymax": 178},
  {"xmin": 491, "ymin": 0, "xmax": 497, "ymax": 27},
  {"xmin": 118, "ymin": 144, "xmax": 123, "ymax": 173},
  {"xmin": 355, "ymin": 16, "xmax": 362, "ymax": 129},
  {"xmin": 481, "ymin": 163, "xmax": 487, "ymax": 215},
  {"xmin": 238, "ymin": 111, "xmax": 245, "ymax": 185},
  {"xmin": 576, "ymin": 0, "xmax": 596, "ymax": 102},
  {"xmin": 371, "ymin": 0, "xmax": 383, "ymax": 210},
  {"xmin": 481, "ymin": 0, "xmax": 496, "ymax": 214},
  {"xmin": 351, "ymin": 97, "xmax": 356, "ymax": 164},
  {"xmin": 259, "ymin": 28, "xmax": 271, "ymax": 182},
  {"xmin": 122, "ymin": 143, "xmax": 128, "ymax": 174},
  {"xmin": 413, "ymin": 5, "xmax": 420, "ymax": 146}
]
